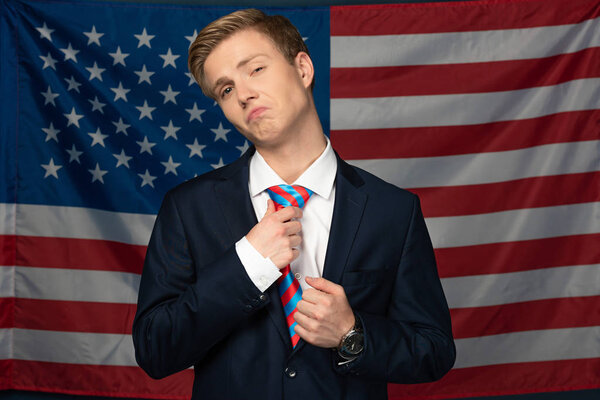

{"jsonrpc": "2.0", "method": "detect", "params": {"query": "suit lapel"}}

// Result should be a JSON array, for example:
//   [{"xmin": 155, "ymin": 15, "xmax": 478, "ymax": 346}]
[
  {"xmin": 213, "ymin": 148, "xmax": 291, "ymax": 348},
  {"xmin": 292, "ymin": 155, "xmax": 367, "ymax": 355}
]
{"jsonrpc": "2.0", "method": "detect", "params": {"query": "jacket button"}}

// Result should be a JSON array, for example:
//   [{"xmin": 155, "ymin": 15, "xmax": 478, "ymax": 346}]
[
  {"xmin": 285, "ymin": 367, "xmax": 296, "ymax": 378},
  {"xmin": 259, "ymin": 294, "xmax": 267, "ymax": 302}
]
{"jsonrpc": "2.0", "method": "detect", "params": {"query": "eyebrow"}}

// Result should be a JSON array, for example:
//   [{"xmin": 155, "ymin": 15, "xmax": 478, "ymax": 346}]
[{"xmin": 211, "ymin": 53, "xmax": 268, "ymax": 96}]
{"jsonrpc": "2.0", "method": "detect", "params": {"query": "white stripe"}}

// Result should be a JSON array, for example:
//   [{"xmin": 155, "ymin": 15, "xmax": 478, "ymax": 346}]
[
  {"xmin": 348, "ymin": 140, "xmax": 600, "ymax": 189},
  {"xmin": 15, "ymin": 203, "xmax": 155, "ymax": 245},
  {"xmin": 426, "ymin": 202, "xmax": 600, "ymax": 248},
  {"xmin": 14, "ymin": 266, "xmax": 140, "ymax": 304},
  {"xmin": 331, "ymin": 16, "xmax": 600, "ymax": 67},
  {"xmin": 0, "ymin": 328, "xmax": 13, "ymax": 359},
  {"xmin": 331, "ymin": 78, "xmax": 600, "ymax": 130},
  {"xmin": 443, "ymin": 264, "xmax": 600, "ymax": 309},
  {"xmin": 0, "ymin": 266, "xmax": 15, "ymax": 298},
  {"xmin": 0, "ymin": 202, "xmax": 15, "ymax": 235},
  {"xmin": 454, "ymin": 326, "xmax": 600, "ymax": 369},
  {"xmin": 6, "ymin": 328, "xmax": 137, "ymax": 366}
]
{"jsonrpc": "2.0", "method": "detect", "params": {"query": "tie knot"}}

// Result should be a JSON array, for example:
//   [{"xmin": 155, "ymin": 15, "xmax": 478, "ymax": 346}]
[{"xmin": 266, "ymin": 184, "xmax": 313, "ymax": 209}]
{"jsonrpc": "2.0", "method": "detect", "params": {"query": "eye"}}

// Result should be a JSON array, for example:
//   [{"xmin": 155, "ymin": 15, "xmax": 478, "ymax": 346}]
[
  {"xmin": 221, "ymin": 87, "xmax": 233, "ymax": 98},
  {"xmin": 253, "ymin": 66, "xmax": 264, "ymax": 73}
]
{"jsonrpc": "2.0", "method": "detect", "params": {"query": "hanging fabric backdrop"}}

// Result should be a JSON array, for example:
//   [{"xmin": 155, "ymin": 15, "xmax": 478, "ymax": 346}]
[{"xmin": 1, "ymin": 0, "xmax": 599, "ymax": 398}]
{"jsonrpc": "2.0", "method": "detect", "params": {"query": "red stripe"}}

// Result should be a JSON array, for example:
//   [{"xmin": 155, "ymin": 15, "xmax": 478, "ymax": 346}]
[
  {"xmin": 388, "ymin": 358, "xmax": 600, "ymax": 399},
  {"xmin": 291, "ymin": 333, "xmax": 300, "ymax": 347},
  {"xmin": 7, "ymin": 360, "xmax": 192, "ymax": 399},
  {"xmin": 331, "ymin": 47, "xmax": 600, "ymax": 98},
  {"xmin": 286, "ymin": 308, "xmax": 298, "ymax": 328},
  {"xmin": 331, "ymin": 110, "xmax": 600, "ymax": 159},
  {"xmin": 436, "ymin": 234, "xmax": 600, "ymax": 278},
  {"xmin": 412, "ymin": 172, "xmax": 600, "ymax": 218},
  {"xmin": 451, "ymin": 296, "xmax": 600, "ymax": 339},
  {"xmin": 0, "ymin": 297, "xmax": 14, "ymax": 329},
  {"xmin": 12, "ymin": 298, "xmax": 136, "ymax": 334},
  {"xmin": 12, "ymin": 235, "xmax": 146, "ymax": 273},
  {"xmin": 0, "ymin": 234, "xmax": 15, "ymax": 265},
  {"xmin": 0, "ymin": 360, "xmax": 11, "ymax": 390},
  {"xmin": 280, "ymin": 276, "xmax": 300, "ymax": 306},
  {"xmin": 270, "ymin": 186, "xmax": 300, "ymax": 207},
  {"xmin": 294, "ymin": 185, "xmax": 311, "ymax": 203},
  {"xmin": 331, "ymin": 0, "xmax": 600, "ymax": 35}
]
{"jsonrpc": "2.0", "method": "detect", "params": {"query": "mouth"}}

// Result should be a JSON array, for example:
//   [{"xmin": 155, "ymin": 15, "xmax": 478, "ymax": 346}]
[{"xmin": 247, "ymin": 107, "xmax": 267, "ymax": 123}]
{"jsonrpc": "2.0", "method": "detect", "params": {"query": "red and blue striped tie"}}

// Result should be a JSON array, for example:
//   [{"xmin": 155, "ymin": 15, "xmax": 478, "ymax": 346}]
[{"xmin": 266, "ymin": 184, "xmax": 313, "ymax": 347}]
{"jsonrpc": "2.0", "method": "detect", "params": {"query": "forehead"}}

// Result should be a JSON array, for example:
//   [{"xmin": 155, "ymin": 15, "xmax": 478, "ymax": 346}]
[{"xmin": 204, "ymin": 29, "xmax": 281, "ymax": 76}]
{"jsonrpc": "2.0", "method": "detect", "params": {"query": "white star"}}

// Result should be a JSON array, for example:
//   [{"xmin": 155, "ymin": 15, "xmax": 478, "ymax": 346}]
[
  {"xmin": 136, "ymin": 100, "xmax": 156, "ymax": 120},
  {"xmin": 161, "ymin": 120, "xmax": 180, "ymax": 140},
  {"xmin": 88, "ymin": 163, "xmax": 108, "ymax": 183},
  {"xmin": 88, "ymin": 127, "xmax": 109, "ymax": 147},
  {"xmin": 60, "ymin": 43, "xmax": 79, "ymax": 62},
  {"xmin": 41, "ymin": 122, "xmax": 60, "ymax": 142},
  {"xmin": 65, "ymin": 144, "xmax": 83, "ymax": 163},
  {"xmin": 88, "ymin": 96, "xmax": 106, "ymax": 114},
  {"xmin": 86, "ymin": 61, "xmax": 105, "ymax": 81},
  {"xmin": 161, "ymin": 156, "xmax": 181, "ymax": 175},
  {"xmin": 112, "ymin": 117, "xmax": 131, "ymax": 135},
  {"xmin": 113, "ymin": 149, "xmax": 132, "ymax": 168},
  {"xmin": 134, "ymin": 28, "xmax": 155, "ymax": 48},
  {"xmin": 63, "ymin": 107, "xmax": 84, "ymax": 128},
  {"xmin": 185, "ymin": 102, "xmax": 206, "ymax": 122},
  {"xmin": 159, "ymin": 84, "xmax": 180, "ymax": 104},
  {"xmin": 110, "ymin": 82, "xmax": 130, "ymax": 102},
  {"xmin": 84, "ymin": 25, "xmax": 104, "ymax": 46},
  {"xmin": 211, "ymin": 122, "xmax": 230, "ymax": 142},
  {"xmin": 134, "ymin": 64, "xmax": 155, "ymax": 85},
  {"xmin": 159, "ymin": 48, "xmax": 180, "ymax": 68},
  {"xmin": 36, "ymin": 22, "xmax": 54, "ymax": 42},
  {"xmin": 108, "ymin": 46, "xmax": 129, "ymax": 66},
  {"xmin": 236, "ymin": 140, "xmax": 250, "ymax": 155},
  {"xmin": 185, "ymin": 29, "xmax": 198, "ymax": 47},
  {"xmin": 137, "ymin": 136, "xmax": 156, "ymax": 155},
  {"xmin": 184, "ymin": 72, "xmax": 196, "ymax": 86},
  {"xmin": 64, "ymin": 76, "xmax": 82, "ymax": 93},
  {"xmin": 186, "ymin": 138, "xmax": 206, "ymax": 158},
  {"xmin": 39, "ymin": 52, "xmax": 57, "ymax": 70},
  {"xmin": 211, "ymin": 157, "xmax": 225, "ymax": 169},
  {"xmin": 40, "ymin": 86, "xmax": 59, "ymax": 106},
  {"xmin": 138, "ymin": 169, "xmax": 157, "ymax": 188},
  {"xmin": 41, "ymin": 158, "xmax": 62, "ymax": 179}
]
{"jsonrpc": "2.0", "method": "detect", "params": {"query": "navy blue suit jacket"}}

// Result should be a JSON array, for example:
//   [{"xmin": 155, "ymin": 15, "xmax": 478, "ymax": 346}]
[{"xmin": 133, "ymin": 147, "xmax": 455, "ymax": 399}]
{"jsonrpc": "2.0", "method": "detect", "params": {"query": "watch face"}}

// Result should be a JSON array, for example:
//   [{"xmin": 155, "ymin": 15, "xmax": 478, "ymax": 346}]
[{"xmin": 342, "ymin": 332, "xmax": 364, "ymax": 356}]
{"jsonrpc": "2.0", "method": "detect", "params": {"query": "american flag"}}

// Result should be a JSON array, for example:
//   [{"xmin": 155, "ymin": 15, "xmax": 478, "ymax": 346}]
[{"xmin": 0, "ymin": 0, "xmax": 598, "ymax": 398}]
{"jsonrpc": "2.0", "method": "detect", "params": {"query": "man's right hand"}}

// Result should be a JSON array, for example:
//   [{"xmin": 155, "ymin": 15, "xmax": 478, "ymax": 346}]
[{"xmin": 246, "ymin": 199, "xmax": 303, "ymax": 269}]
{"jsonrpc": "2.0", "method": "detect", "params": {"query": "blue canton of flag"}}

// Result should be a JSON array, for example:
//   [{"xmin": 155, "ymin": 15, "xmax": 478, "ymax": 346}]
[{"xmin": 8, "ymin": 0, "xmax": 329, "ymax": 214}]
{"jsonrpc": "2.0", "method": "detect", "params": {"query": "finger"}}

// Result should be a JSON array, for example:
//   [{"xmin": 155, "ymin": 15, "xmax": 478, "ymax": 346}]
[
  {"xmin": 305, "ymin": 276, "xmax": 342, "ymax": 295},
  {"xmin": 287, "ymin": 234, "xmax": 302, "ymax": 248},
  {"xmin": 283, "ymin": 220, "xmax": 302, "ymax": 235},
  {"xmin": 276, "ymin": 206, "xmax": 303, "ymax": 222},
  {"xmin": 296, "ymin": 298, "xmax": 317, "ymax": 316},
  {"xmin": 294, "ymin": 310, "xmax": 318, "ymax": 332},
  {"xmin": 301, "ymin": 287, "xmax": 327, "ymax": 304}
]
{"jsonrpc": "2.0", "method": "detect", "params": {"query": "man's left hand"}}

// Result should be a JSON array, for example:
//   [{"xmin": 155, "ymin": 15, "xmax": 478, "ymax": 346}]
[{"xmin": 294, "ymin": 277, "xmax": 355, "ymax": 348}]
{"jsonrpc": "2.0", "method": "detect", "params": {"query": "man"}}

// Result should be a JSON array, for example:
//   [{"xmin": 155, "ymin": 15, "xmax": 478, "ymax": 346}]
[{"xmin": 133, "ymin": 9, "xmax": 455, "ymax": 399}]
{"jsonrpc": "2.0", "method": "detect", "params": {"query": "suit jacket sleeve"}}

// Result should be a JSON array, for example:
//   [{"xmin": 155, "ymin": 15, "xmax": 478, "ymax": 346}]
[
  {"xmin": 132, "ymin": 190, "xmax": 268, "ymax": 379},
  {"xmin": 335, "ymin": 194, "xmax": 456, "ymax": 383}
]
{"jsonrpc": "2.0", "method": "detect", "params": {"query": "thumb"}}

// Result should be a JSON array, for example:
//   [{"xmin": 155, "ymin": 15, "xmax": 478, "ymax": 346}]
[
  {"xmin": 264, "ymin": 199, "xmax": 276, "ymax": 217},
  {"xmin": 305, "ymin": 276, "xmax": 338, "ymax": 294}
]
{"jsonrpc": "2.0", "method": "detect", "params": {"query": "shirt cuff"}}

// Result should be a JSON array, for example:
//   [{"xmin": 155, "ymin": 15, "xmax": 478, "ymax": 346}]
[{"xmin": 235, "ymin": 236, "xmax": 282, "ymax": 292}]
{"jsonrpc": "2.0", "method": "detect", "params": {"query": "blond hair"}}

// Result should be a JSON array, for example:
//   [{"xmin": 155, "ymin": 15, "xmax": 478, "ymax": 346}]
[{"xmin": 188, "ymin": 9, "xmax": 313, "ymax": 99}]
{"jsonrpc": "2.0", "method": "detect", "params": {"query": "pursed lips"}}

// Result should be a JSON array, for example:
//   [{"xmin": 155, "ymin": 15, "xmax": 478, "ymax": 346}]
[{"xmin": 247, "ymin": 107, "xmax": 267, "ymax": 123}]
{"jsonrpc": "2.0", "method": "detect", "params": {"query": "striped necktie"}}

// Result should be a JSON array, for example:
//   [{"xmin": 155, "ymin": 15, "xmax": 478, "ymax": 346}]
[{"xmin": 266, "ymin": 184, "xmax": 313, "ymax": 347}]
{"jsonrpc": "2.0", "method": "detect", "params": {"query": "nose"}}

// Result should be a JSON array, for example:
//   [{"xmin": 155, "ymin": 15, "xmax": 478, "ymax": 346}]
[{"xmin": 236, "ymin": 79, "xmax": 258, "ymax": 108}]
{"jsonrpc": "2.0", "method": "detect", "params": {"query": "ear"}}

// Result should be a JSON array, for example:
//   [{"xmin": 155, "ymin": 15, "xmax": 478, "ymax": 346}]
[{"xmin": 294, "ymin": 51, "xmax": 314, "ymax": 90}]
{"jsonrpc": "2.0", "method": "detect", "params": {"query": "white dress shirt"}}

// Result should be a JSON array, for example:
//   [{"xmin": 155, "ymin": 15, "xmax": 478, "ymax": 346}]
[{"xmin": 235, "ymin": 136, "xmax": 337, "ymax": 292}]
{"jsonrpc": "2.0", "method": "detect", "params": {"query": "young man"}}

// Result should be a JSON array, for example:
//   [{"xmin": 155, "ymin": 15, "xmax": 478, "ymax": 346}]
[{"xmin": 133, "ymin": 9, "xmax": 455, "ymax": 399}]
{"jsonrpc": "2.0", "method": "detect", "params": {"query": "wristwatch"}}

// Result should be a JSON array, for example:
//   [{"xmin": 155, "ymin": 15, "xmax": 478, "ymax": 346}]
[{"xmin": 337, "ymin": 313, "xmax": 364, "ymax": 362}]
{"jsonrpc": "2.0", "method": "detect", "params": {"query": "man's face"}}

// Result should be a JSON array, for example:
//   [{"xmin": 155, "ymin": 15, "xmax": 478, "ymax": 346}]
[{"xmin": 203, "ymin": 29, "xmax": 313, "ymax": 150}]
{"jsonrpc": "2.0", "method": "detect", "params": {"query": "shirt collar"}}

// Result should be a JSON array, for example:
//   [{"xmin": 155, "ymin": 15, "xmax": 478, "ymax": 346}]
[{"xmin": 249, "ymin": 136, "xmax": 337, "ymax": 200}]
